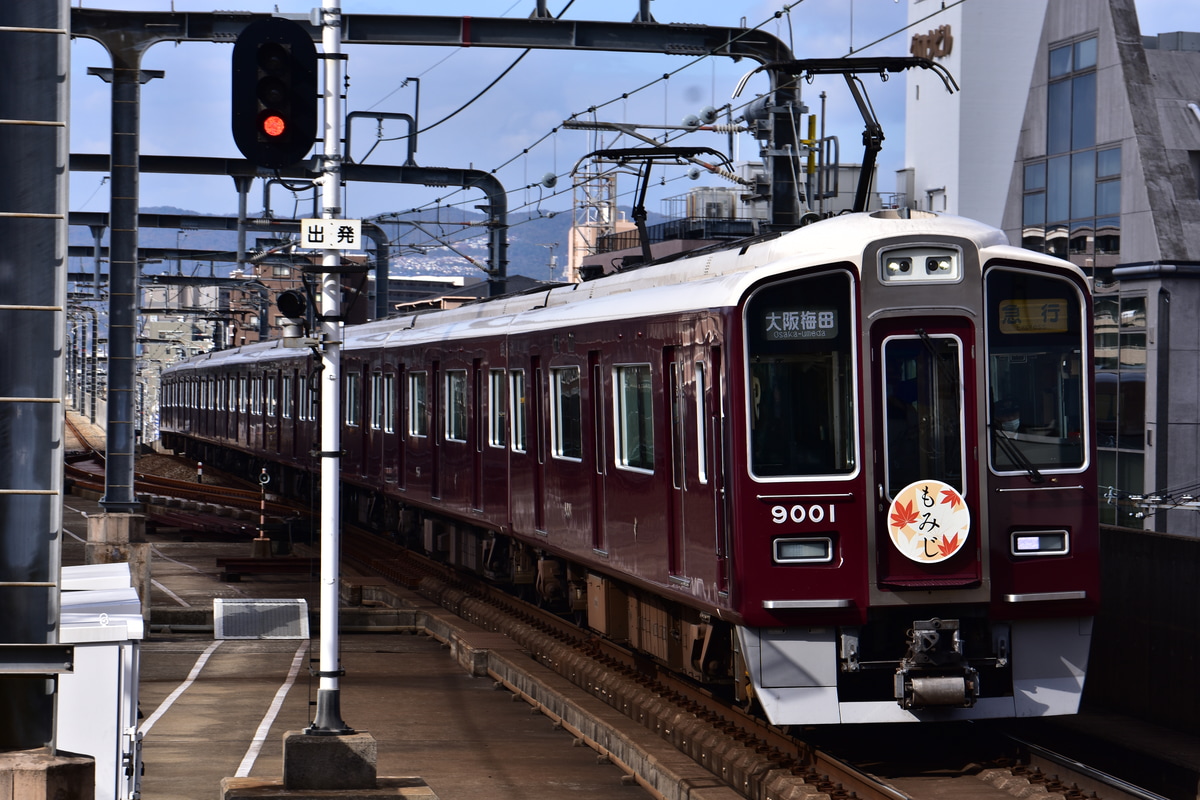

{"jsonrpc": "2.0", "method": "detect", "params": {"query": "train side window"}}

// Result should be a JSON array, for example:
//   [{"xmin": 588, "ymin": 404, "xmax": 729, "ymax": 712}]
[
  {"xmin": 238, "ymin": 376, "xmax": 248, "ymax": 414},
  {"xmin": 299, "ymin": 373, "xmax": 311, "ymax": 421},
  {"xmin": 266, "ymin": 375, "xmax": 277, "ymax": 417},
  {"xmin": 615, "ymin": 364, "xmax": 654, "ymax": 472},
  {"xmin": 510, "ymin": 369, "xmax": 527, "ymax": 452},
  {"xmin": 489, "ymin": 369, "xmax": 507, "ymax": 447},
  {"xmin": 383, "ymin": 373, "xmax": 395, "ymax": 434},
  {"xmin": 408, "ymin": 371, "xmax": 428, "ymax": 437},
  {"xmin": 345, "ymin": 372, "xmax": 361, "ymax": 427},
  {"xmin": 445, "ymin": 370, "xmax": 468, "ymax": 442},
  {"xmin": 370, "ymin": 372, "xmax": 384, "ymax": 430},
  {"xmin": 550, "ymin": 366, "xmax": 582, "ymax": 460},
  {"xmin": 282, "ymin": 373, "xmax": 293, "ymax": 420}
]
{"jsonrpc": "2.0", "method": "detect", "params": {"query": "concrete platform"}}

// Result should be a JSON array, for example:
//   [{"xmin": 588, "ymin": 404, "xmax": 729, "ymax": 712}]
[{"xmin": 62, "ymin": 492, "xmax": 660, "ymax": 800}]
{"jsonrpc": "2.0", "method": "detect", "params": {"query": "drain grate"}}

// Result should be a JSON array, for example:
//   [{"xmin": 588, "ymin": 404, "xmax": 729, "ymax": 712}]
[{"xmin": 214, "ymin": 598, "xmax": 310, "ymax": 640}]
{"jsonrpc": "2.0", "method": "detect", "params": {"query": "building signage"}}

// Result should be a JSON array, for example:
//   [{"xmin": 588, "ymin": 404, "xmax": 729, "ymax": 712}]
[
  {"xmin": 910, "ymin": 24, "xmax": 953, "ymax": 60},
  {"xmin": 301, "ymin": 218, "xmax": 362, "ymax": 250}
]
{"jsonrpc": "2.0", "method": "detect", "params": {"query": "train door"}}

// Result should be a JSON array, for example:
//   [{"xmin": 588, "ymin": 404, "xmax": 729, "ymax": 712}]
[
  {"xmin": 507, "ymin": 363, "xmax": 532, "ymax": 531},
  {"xmin": 343, "ymin": 364, "xmax": 363, "ymax": 478},
  {"xmin": 472, "ymin": 359, "xmax": 484, "ymax": 511},
  {"xmin": 367, "ymin": 366, "xmax": 387, "ymax": 481},
  {"xmin": 382, "ymin": 368, "xmax": 399, "ymax": 486},
  {"xmin": 871, "ymin": 317, "xmax": 981, "ymax": 588},
  {"xmin": 265, "ymin": 371, "xmax": 279, "ymax": 454},
  {"xmin": 709, "ymin": 347, "xmax": 730, "ymax": 594},
  {"xmin": 285, "ymin": 368, "xmax": 300, "ymax": 462},
  {"xmin": 589, "ymin": 351, "xmax": 607, "ymax": 553},
  {"xmin": 226, "ymin": 375, "xmax": 235, "ymax": 443},
  {"xmin": 237, "ymin": 373, "xmax": 248, "ymax": 446},
  {"xmin": 666, "ymin": 343, "xmax": 724, "ymax": 587},
  {"xmin": 431, "ymin": 360, "xmax": 441, "ymax": 499},
  {"xmin": 397, "ymin": 366, "xmax": 408, "ymax": 488},
  {"xmin": 532, "ymin": 357, "xmax": 546, "ymax": 531},
  {"xmin": 665, "ymin": 348, "xmax": 686, "ymax": 577}
]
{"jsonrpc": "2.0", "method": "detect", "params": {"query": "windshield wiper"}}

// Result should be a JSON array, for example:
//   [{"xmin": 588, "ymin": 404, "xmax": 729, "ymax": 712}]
[
  {"xmin": 915, "ymin": 328, "xmax": 959, "ymax": 394},
  {"xmin": 991, "ymin": 425, "xmax": 1044, "ymax": 484}
]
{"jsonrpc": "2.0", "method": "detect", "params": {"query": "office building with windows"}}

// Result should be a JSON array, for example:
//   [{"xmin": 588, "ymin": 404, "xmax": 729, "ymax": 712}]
[{"xmin": 902, "ymin": 0, "xmax": 1200, "ymax": 533}]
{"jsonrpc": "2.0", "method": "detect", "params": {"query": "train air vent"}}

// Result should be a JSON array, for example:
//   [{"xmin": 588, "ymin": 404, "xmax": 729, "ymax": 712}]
[{"xmin": 214, "ymin": 598, "xmax": 310, "ymax": 640}]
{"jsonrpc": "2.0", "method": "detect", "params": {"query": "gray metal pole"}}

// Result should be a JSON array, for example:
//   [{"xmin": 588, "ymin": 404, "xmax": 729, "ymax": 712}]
[
  {"xmin": 0, "ymin": 0, "xmax": 70, "ymax": 750},
  {"xmin": 90, "ymin": 223, "xmax": 105, "ymax": 299},
  {"xmin": 308, "ymin": 0, "xmax": 352, "ymax": 736},
  {"xmin": 93, "ymin": 45, "xmax": 160, "ymax": 512}
]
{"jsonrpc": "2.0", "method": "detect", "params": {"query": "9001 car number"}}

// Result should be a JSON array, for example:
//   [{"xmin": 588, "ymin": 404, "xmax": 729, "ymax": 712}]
[{"xmin": 771, "ymin": 503, "xmax": 837, "ymax": 525}]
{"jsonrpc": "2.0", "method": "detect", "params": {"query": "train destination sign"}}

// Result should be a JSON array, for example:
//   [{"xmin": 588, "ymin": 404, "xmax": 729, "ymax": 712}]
[
  {"xmin": 301, "ymin": 218, "xmax": 363, "ymax": 250},
  {"xmin": 761, "ymin": 308, "xmax": 838, "ymax": 340},
  {"xmin": 997, "ymin": 298, "xmax": 1069, "ymax": 334}
]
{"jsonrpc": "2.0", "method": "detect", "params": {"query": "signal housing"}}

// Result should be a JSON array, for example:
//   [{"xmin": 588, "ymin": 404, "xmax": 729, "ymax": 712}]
[{"xmin": 232, "ymin": 17, "xmax": 318, "ymax": 169}]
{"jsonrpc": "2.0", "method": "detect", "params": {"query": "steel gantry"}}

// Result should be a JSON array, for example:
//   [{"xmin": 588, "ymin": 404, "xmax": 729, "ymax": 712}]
[{"xmin": 70, "ymin": 7, "xmax": 799, "ymax": 512}]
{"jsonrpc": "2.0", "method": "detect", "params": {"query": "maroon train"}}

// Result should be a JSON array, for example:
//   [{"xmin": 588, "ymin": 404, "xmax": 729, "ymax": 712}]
[{"xmin": 160, "ymin": 209, "xmax": 1099, "ymax": 724}]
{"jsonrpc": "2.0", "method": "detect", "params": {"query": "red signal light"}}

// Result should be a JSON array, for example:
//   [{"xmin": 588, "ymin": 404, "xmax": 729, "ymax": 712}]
[
  {"xmin": 232, "ymin": 18, "xmax": 318, "ymax": 168},
  {"xmin": 261, "ymin": 114, "xmax": 286, "ymax": 138}
]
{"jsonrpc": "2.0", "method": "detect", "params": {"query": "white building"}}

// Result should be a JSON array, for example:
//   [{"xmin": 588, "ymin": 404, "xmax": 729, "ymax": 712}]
[{"xmin": 902, "ymin": 0, "xmax": 1200, "ymax": 534}]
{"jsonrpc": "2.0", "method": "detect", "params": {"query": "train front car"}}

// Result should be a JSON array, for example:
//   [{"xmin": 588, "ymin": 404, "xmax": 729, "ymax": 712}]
[{"xmin": 730, "ymin": 211, "xmax": 1098, "ymax": 724}]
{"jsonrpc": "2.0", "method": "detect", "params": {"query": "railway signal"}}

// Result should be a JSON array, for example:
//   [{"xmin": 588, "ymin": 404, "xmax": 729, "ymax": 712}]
[
  {"xmin": 231, "ymin": 17, "xmax": 318, "ymax": 169},
  {"xmin": 276, "ymin": 288, "xmax": 317, "ymax": 347}
]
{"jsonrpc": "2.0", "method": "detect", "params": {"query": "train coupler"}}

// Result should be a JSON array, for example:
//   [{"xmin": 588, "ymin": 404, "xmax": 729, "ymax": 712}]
[
  {"xmin": 894, "ymin": 618, "xmax": 979, "ymax": 709},
  {"xmin": 895, "ymin": 669, "xmax": 979, "ymax": 708}
]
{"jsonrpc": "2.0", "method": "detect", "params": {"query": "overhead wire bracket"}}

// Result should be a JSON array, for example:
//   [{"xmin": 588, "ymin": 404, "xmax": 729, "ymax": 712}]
[
  {"xmin": 734, "ymin": 57, "xmax": 959, "ymax": 213},
  {"xmin": 574, "ymin": 145, "xmax": 735, "ymax": 268}
]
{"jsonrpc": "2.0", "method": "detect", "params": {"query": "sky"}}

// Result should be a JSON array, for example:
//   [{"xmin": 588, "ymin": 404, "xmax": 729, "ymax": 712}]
[{"xmin": 67, "ymin": 0, "xmax": 1199, "ymax": 230}]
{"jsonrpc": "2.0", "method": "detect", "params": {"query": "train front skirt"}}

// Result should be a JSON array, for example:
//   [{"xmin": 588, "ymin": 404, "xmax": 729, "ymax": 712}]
[{"xmin": 737, "ymin": 616, "xmax": 1093, "ymax": 724}]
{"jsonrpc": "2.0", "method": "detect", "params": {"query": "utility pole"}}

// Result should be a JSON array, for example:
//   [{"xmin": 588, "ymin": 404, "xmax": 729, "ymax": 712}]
[{"xmin": 309, "ymin": 0, "xmax": 352, "ymax": 738}]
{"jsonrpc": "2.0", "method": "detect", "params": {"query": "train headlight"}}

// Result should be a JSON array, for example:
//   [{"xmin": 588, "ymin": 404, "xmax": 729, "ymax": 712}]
[
  {"xmin": 1010, "ymin": 530, "xmax": 1069, "ymax": 557},
  {"xmin": 773, "ymin": 537, "xmax": 833, "ymax": 564},
  {"xmin": 926, "ymin": 256, "xmax": 953, "ymax": 274},
  {"xmin": 879, "ymin": 246, "xmax": 961, "ymax": 284}
]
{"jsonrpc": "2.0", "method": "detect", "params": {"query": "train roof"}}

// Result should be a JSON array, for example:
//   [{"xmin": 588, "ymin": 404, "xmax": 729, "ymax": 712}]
[{"xmin": 164, "ymin": 211, "xmax": 1072, "ymax": 374}]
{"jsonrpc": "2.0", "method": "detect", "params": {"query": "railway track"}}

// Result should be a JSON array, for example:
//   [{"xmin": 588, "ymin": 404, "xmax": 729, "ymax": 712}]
[
  {"xmin": 340, "ymin": 526, "xmax": 1053, "ymax": 800},
  {"xmin": 66, "ymin": 458, "xmax": 297, "ymax": 515},
  {"xmin": 104, "ymin": 449, "xmax": 1177, "ymax": 800},
  {"xmin": 1004, "ymin": 735, "xmax": 1175, "ymax": 800},
  {"xmin": 64, "ymin": 411, "xmax": 104, "ymax": 455},
  {"xmin": 64, "ymin": 415, "xmax": 308, "ymax": 537},
  {"xmin": 342, "ymin": 526, "xmax": 1187, "ymax": 800}
]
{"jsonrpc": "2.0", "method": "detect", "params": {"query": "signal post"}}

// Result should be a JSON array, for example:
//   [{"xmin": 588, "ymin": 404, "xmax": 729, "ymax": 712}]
[{"xmin": 222, "ymin": 8, "xmax": 428, "ymax": 799}]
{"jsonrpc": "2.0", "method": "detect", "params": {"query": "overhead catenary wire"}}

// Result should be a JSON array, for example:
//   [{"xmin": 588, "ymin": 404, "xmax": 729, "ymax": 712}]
[
  {"xmin": 366, "ymin": 1, "xmax": 813, "ymax": 220},
  {"xmin": 75, "ymin": 3, "xmax": 958, "ymax": 290},
  {"xmin": 372, "ymin": 0, "xmax": 953, "ymax": 229}
]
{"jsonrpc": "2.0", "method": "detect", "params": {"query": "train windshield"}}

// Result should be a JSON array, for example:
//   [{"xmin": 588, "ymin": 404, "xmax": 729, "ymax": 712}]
[
  {"xmin": 882, "ymin": 333, "xmax": 965, "ymax": 496},
  {"xmin": 745, "ymin": 271, "xmax": 856, "ymax": 478},
  {"xmin": 985, "ymin": 267, "xmax": 1087, "ymax": 473}
]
